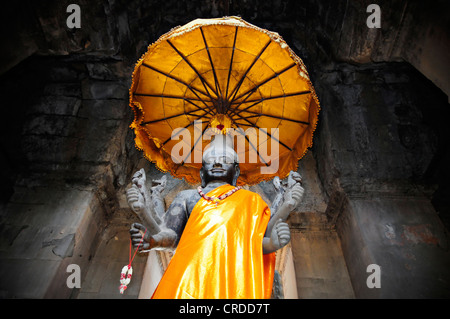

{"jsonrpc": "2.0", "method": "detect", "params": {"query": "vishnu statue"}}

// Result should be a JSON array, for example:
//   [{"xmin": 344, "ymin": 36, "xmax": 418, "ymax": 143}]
[{"xmin": 126, "ymin": 134, "xmax": 304, "ymax": 299}]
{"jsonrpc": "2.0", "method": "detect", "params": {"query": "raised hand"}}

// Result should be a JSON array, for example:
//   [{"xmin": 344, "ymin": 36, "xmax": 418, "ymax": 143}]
[
  {"xmin": 264, "ymin": 171, "xmax": 304, "ymax": 254},
  {"xmin": 283, "ymin": 171, "xmax": 305, "ymax": 211},
  {"xmin": 127, "ymin": 169, "xmax": 147, "ymax": 214},
  {"xmin": 126, "ymin": 169, "xmax": 161, "ymax": 235},
  {"xmin": 126, "ymin": 184, "xmax": 145, "ymax": 214},
  {"xmin": 270, "ymin": 219, "xmax": 291, "ymax": 250}
]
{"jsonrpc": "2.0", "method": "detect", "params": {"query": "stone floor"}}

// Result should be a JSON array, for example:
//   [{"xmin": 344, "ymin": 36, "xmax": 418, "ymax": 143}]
[{"xmin": 77, "ymin": 210, "xmax": 147, "ymax": 299}]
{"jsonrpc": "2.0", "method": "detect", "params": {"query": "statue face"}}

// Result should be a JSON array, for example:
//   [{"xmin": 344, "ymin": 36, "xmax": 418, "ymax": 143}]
[{"xmin": 201, "ymin": 152, "xmax": 239, "ymax": 186}]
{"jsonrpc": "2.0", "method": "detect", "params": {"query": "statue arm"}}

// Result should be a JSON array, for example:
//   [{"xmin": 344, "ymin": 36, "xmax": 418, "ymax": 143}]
[
  {"xmin": 263, "ymin": 219, "xmax": 291, "ymax": 254},
  {"xmin": 262, "ymin": 171, "xmax": 304, "ymax": 254},
  {"xmin": 127, "ymin": 184, "xmax": 161, "ymax": 234},
  {"xmin": 126, "ymin": 169, "xmax": 161, "ymax": 235},
  {"xmin": 130, "ymin": 192, "xmax": 188, "ymax": 252}
]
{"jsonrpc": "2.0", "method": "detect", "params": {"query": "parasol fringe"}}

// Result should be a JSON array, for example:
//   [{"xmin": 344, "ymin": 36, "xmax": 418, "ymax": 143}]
[{"xmin": 128, "ymin": 16, "xmax": 321, "ymax": 186}]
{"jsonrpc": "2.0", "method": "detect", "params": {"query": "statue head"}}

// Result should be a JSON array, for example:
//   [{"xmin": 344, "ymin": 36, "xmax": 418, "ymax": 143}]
[{"xmin": 200, "ymin": 134, "xmax": 240, "ymax": 187}]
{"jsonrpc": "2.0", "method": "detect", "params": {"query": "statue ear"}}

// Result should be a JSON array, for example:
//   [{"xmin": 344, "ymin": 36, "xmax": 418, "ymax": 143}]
[
  {"xmin": 200, "ymin": 167, "xmax": 206, "ymax": 188},
  {"xmin": 231, "ymin": 163, "xmax": 240, "ymax": 186}
]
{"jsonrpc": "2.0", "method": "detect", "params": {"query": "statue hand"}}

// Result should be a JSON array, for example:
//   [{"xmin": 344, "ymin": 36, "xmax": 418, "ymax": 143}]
[
  {"xmin": 130, "ymin": 222, "xmax": 178, "ymax": 252},
  {"xmin": 269, "ymin": 219, "xmax": 291, "ymax": 250},
  {"xmin": 130, "ymin": 223, "xmax": 151, "ymax": 251},
  {"xmin": 127, "ymin": 169, "xmax": 164, "ymax": 236},
  {"xmin": 150, "ymin": 175, "xmax": 167, "ymax": 194},
  {"xmin": 283, "ymin": 182, "xmax": 304, "ymax": 211},
  {"xmin": 126, "ymin": 184, "xmax": 145, "ymax": 213},
  {"xmin": 288, "ymin": 171, "xmax": 303, "ymax": 186}
]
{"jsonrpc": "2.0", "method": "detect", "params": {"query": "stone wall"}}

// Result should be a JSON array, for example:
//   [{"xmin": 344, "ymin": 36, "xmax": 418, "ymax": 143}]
[
  {"xmin": 0, "ymin": 185, "xmax": 104, "ymax": 298},
  {"xmin": 0, "ymin": 0, "xmax": 449, "ymax": 299},
  {"xmin": 0, "ymin": 53, "xmax": 139, "ymax": 298},
  {"xmin": 313, "ymin": 61, "xmax": 450, "ymax": 298}
]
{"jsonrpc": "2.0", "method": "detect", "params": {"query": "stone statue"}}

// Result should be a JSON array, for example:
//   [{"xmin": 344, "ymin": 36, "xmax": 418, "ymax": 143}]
[{"xmin": 126, "ymin": 135, "xmax": 304, "ymax": 298}]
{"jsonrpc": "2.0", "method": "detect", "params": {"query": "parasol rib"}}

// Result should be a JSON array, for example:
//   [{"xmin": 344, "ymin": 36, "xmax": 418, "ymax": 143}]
[
  {"xmin": 141, "ymin": 62, "xmax": 211, "ymax": 101},
  {"xmin": 227, "ymin": 39, "xmax": 272, "ymax": 102},
  {"xmin": 134, "ymin": 92, "xmax": 213, "ymax": 115},
  {"xmin": 134, "ymin": 93, "xmax": 203, "ymax": 102},
  {"xmin": 230, "ymin": 62, "xmax": 297, "ymax": 105},
  {"xmin": 166, "ymin": 39, "xmax": 218, "ymax": 100},
  {"xmin": 233, "ymin": 90, "xmax": 311, "ymax": 104},
  {"xmin": 230, "ymin": 122, "xmax": 269, "ymax": 166},
  {"xmin": 200, "ymin": 27, "xmax": 223, "ymax": 99},
  {"xmin": 233, "ymin": 114, "xmax": 260, "ymax": 120},
  {"xmin": 135, "ymin": 91, "xmax": 215, "ymax": 120},
  {"xmin": 160, "ymin": 111, "xmax": 211, "ymax": 147},
  {"xmin": 184, "ymin": 98, "xmax": 215, "ymax": 116},
  {"xmin": 230, "ymin": 90, "xmax": 311, "ymax": 119},
  {"xmin": 234, "ymin": 110, "xmax": 310, "ymax": 125},
  {"xmin": 225, "ymin": 26, "xmax": 238, "ymax": 101},
  {"xmin": 141, "ymin": 109, "xmax": 211, "ymax": 125},
  {"xmin": 180, "ymin": 121, "xmax": 210, "ymax": 166},
  {"xmin": 227, "ymin": 108, "xmax": 293, "ymax": 152}
]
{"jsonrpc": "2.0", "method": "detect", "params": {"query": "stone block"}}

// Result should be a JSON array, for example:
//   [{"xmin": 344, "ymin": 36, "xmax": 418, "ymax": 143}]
[
  {"xmin": 27, "ymin": 96, "xmax": 82, "ymax": 117},
  {"xmin": 86, "ymin": 61, "xmax": 132, "ymax": 80},
  {"xmin": 0, "ymin": 259, "xmax": 60, "ymax": 298},
  {"xmin": 338, "ymin": 196, "xmax": 450, "ymax": 298},
  {"xmin": 22, "ymin": 114, "xmax": 81, "ymax": 138},
  {"xmin": 79, "ymin": 259, "xmax": 109, "ymax": 294},
  {"xmin": 81, "ymin": 79, "xmax": 128, "ymax": 100},
  {"xmin": 291, "ymin": 229, "xmax": 355, "ymax": 299},
  {"xmin": 21, "ymin": 135, "xmax": 79, "ymax": 164},
  {"xmin": 0, "ymin": 185, "xmax": 108, "ymax": 298},
  {"xmin": 43, "ymin": 83, "xmax": 82, "ymax": 98},
  {"xmin": 78, "ymin": 99, "xmax": 128, "ymax": 121}
]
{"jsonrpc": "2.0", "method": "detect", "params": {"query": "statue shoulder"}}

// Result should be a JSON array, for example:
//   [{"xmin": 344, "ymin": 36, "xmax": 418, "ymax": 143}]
[
  {"xmin": 240, "ymin": 188, "xmax": 262, "ymax": 199},
  {"xmin": 240, "ymin": 188, "xmax": 270, "ymax": 208},
  {"xmin": 173, "ymin": 189, "xmax": 199, "ymax": 202}
]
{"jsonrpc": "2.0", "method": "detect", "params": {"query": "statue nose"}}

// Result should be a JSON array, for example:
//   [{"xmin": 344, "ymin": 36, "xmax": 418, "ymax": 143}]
[{"xmin": 213, "ymin": 161, "xmax": 222, "ymax": 168}]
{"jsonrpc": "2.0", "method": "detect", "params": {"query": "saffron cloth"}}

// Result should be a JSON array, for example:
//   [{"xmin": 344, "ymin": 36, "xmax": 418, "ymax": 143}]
[{"xmin": 151, "ymin": 184, "xmax": 275, "ymax": 299}]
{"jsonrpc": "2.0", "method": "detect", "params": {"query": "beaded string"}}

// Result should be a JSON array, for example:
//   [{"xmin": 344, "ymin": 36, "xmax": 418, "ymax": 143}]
[{"xmin": 197, "ymin": 185, "xmax": 242, "ymax": 207}]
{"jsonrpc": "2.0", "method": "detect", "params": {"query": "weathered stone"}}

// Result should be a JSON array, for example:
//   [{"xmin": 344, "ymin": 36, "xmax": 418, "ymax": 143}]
[
  {"xmin": 290, "ymin": 228, "xmax": 355, "ymax": 299},
  {"xmin": 1, "ymin": 0, "xmax": 449, "ymax": 300},
  {"xmin": 21, "ymin": 135, "xmax": 79, "ymax": 164},
  {"xmin": 338, "ymin": 197, "xmax": 450, "ymax": 298},
  {"xmin": 78, "ymin": 99, "xmax": 128, "ymax": 121},
  {"xmin": 82, "ymin": 79, "xmax": 128, "ymax": 100},
  {"xmin": 86, "ymin": 61, "xmax": 132, "ymax": 80},
  {"xmin": 42, "ymin": 233, "xmax": 75, "ymax": 258}
]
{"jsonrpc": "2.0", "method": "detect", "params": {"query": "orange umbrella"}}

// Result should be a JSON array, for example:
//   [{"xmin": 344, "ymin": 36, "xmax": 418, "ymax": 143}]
[{"xmin": 129, "ymin": 16, "xmax": 320, "ymax": 185}]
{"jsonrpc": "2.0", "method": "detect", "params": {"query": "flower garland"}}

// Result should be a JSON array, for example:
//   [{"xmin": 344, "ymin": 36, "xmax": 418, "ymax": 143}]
[
  {"xmin": 197, "ymin": 185, "xmax": 242, "ymax": 207},
  {"xmin": 119, "ymin": 265, "xmax": 133, "ymax": 294},
  {"xmin": 120, "ymin": 228, "xmax": 147, "ymax": 294}
]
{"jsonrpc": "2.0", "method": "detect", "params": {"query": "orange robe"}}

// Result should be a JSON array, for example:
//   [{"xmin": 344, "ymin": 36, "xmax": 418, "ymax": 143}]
[{"xmin": 151, "ymin": 184, "xmax": 276, "ymax": 299}]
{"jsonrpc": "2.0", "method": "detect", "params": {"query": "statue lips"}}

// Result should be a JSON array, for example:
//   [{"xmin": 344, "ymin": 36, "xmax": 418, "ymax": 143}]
[{"xmin": 209, "ymin": 168, "xmax": 227, "ymax": 178}]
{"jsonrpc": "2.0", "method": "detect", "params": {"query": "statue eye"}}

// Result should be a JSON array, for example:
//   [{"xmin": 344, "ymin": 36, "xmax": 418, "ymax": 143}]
[{"xmin": 223, "ymin": 156, "xmax": 234, "ymax": 164}]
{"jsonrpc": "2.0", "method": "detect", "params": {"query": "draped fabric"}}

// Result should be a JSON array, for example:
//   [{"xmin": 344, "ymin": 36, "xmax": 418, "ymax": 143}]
[{"xmin": 151, "ymin": 184, "xmax": 276, "ymax": 299}]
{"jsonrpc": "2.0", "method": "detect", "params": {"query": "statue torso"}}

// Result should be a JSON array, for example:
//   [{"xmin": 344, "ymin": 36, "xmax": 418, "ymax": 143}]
[{"xmin": 177, "ymin": 182, "xmax": 232, "ymax": 218}]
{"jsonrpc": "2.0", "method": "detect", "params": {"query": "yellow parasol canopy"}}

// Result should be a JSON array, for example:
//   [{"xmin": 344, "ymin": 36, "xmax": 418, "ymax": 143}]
[{"xmin": 129, "ymin": 16, "xmax": 320, "ymax": 185}]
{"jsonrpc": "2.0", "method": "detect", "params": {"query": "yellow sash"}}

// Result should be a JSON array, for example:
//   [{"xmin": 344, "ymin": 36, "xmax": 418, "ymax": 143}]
[{"xmin": 151, "ymin": 184, "xmax": 275, "ymax": 299}]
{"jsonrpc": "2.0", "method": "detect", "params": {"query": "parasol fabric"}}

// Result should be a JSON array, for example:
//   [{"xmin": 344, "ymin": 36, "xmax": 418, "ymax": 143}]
[{"xmin": 129, "ymin": 16, "xmax": 320, "ymax": 185}]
